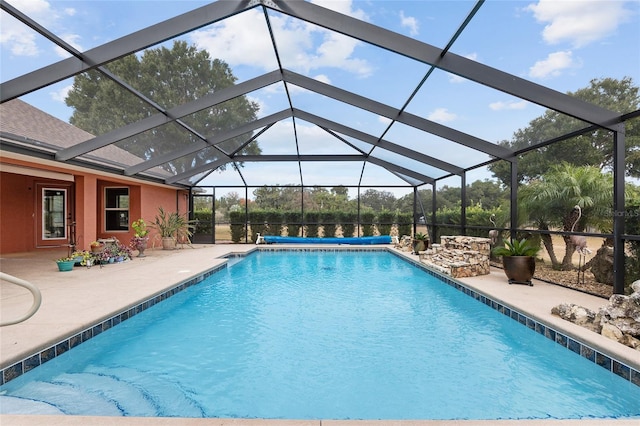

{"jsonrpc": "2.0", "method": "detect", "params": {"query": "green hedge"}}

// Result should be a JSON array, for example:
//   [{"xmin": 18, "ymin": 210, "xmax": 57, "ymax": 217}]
[
  {"xmin": 305, "ymin": 212, "xmax": 320, "ymax": 237},
  {"xmin": 229, "ymin": 210, "xmax": 245, "ymax": 243},
  {"xmin": 283, "ymin": 211, "xmax": 302, "ymax": 237},
  {"xmin": 396, "ymin": 212, "xmax": 412, "ymax": 237},
  {"xmin": 360, "ymin": 211, "xmax": 375, "ymax": 236},
  {"xmin": 376, "ymin": 211, "xmax": 395, "ymax": 236},
  {"xmin": 340, "ymin": 211, "xmax": 357, "ymax": 237},
  {"xmin": 193, "ymin": 210, "xmax": 213, "ymax": 234},
  {"xmin": 265, "ymin": 210, "xmax": 284, "ymax": 236},
  {"xmin": 320, "ymin": 211, "xmax": 337, "ymax": 238},
  {"xmin": 248, "ymin": 210, "xmax": 268, "ymax": 243}
]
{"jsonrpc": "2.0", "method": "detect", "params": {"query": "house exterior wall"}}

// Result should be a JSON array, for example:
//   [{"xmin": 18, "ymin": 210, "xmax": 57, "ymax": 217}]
[
  {"xmin": 0, "ymin": 172, "xmax": 36, "ymax": 253},
  {"xmin": 0, "ymin": 155, "xmax": 188, "ymax": 254}
]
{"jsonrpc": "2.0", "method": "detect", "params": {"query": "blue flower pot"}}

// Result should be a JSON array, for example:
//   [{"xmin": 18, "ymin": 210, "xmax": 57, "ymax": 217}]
[{"xmin": 56, "ymin": 260, "xmax": 75, "ymax": 272}]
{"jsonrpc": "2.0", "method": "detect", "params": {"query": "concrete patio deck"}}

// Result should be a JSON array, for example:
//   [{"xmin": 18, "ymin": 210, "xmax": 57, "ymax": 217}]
[{"xmin": 1, "ymin": 244, "xmax": 639, "ymax": 425}]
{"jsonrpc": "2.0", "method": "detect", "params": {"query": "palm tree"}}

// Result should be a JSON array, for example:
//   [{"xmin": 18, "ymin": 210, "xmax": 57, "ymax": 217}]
[{"xmin": 518, "ymin": 163, "xmax": 613, "ymax": 270}]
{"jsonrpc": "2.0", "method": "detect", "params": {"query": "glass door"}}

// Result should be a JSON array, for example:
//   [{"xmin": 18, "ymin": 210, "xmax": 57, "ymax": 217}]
[
  {"xmin": 37, "ymin": 184, "xmax": 72, "ymax": 247},
  {"xmin": 43, "ymin": 188, "xmax": 66, "ymax": 240}
]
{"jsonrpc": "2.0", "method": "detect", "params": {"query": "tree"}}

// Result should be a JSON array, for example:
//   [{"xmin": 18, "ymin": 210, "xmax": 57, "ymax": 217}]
[
  {"xmin": 489, "ymin": 77, "xmax": 640, "ymax": 185},
  {"xmin": 519, "ymin": 163, "xmax": 614, "ymax": 270},
  {"xmin": 466, "ymin": 179, "xmax": 508, "ymax": 210},
  {"xmin": 360, "ymin": 189, "xmax": 396, "ymax": 211},
  {"xmin": 66, "ymin": 41, "xmax": 261, "ymax": 175},
  {"xmin": 253, "ymin": 186, "xmax": 285, "ymax": 210}
]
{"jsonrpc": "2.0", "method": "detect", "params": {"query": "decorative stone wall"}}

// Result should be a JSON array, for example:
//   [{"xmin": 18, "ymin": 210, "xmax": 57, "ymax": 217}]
[
  {"xmin": 419, "ymin": 236, "xmax": 491, "ymax": 278},
  {"xmin": 552, "ymin": 280, "xmax": 640, "ymax": 351}
]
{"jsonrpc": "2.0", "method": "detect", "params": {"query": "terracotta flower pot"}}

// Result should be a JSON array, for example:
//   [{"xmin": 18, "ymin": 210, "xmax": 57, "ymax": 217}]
[{"xmin": 162, "ymin": 237, "xmax": 176, "ymax": 250}]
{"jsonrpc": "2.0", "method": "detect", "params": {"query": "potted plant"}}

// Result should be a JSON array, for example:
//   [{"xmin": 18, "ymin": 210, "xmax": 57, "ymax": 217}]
[
  {"xmin": 91, "ymin": 246, "xmax": 113, "ymax": 265},
  {"xmin": 71, "ymin": 250, "xmax": 94, "ymax": 267},
  {"xmin": 151, "ymin": 207, "xmax": 195, "ymax": 250},
  {"xmin": 492, "ymin": 238, "xmax": 541, "ymax": 286},
  {"xmin": 412, "ymin": 232, "xmax": 428, "ymax": 254},
  {"xmin": 131, "ymin": 218, "xmax": 150, "ymax": 257},
  {"xmin": 90, "ymin": 240, "xmax": 104, "ymax": 254},
  {"xmin": 55, "ymin": 256, "xmax": 75, "ymax": 272},
  {"xmin": 114, "ymin": 240, "xmax": 133, "ymax": 262}
]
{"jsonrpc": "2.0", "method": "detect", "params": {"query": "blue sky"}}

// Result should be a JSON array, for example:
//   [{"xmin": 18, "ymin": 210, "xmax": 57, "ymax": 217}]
[{"xmin": 2, "ymin": 0, "xmax": 639, "ymax": 195}]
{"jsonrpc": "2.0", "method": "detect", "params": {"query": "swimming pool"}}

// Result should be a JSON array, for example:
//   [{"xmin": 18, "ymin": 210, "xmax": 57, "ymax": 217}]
[{"xmin": 1, "ymin": 249, "xmax": 639, "ymax": 419}]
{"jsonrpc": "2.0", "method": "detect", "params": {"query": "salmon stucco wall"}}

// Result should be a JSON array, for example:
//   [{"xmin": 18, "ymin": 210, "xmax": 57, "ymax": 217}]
[
  {"xmin": 0, "ymin": 173, "xmax": 35, "ymax": 253},
  {"xmin": 1, "ymin": 161, "xmax": 188, "ymax": 254}
]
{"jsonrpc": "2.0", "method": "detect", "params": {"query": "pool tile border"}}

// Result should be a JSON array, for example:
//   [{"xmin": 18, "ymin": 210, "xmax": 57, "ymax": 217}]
[
  {"xmin": 391, "ymin": 249, "xmax": 640, "ymax": 388},
  {"xmin": 0, "ymin": 263, "xmax": 226, "ymax": 386}
]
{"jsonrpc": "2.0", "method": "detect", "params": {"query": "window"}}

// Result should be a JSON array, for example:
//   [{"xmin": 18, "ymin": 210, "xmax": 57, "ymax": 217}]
[
  {"xmin": 42, "ymin": 188, "xmax": 66, "ymax": 239},
  {"xmin": 105, "ymin": 187, "xmax": 129, "ymax": 231}
]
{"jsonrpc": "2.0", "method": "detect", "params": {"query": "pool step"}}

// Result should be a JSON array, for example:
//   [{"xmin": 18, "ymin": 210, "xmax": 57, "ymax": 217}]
[
  {"xmin": 3, "ymin": 380, "xmax": 123, "ymax": 415},
  {"xmin": 85, "ymin": 366, "xmax": 206, "ymax": 417},
  {"xmin": 1, "ymin": 367, "xmax": 205, "ymax": 417},
  {"xmin": 54, "ymin": 372, "xmax": 157, "ymax": 416}
]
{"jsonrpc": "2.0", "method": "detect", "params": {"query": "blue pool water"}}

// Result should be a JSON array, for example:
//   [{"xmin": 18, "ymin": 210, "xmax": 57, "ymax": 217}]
[{"xmin": 1, "ymin": 250, "xmax": 639, "ymax": 419}]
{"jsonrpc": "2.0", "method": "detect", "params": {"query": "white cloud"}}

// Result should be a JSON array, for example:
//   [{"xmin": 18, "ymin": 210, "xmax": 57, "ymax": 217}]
[
  {"xmin": 378, "ymin": 116, "xmax": 392, "ymax": 125},
  {"xmin": 53, "ymin": 33, "xmax": 83, "ymax": 58},
  {"xmin": 427, "ymin": 108, "xmax": 457, "ymax": 123},
  {"xmin": 529, "ymin": 50, "xmax": 577, "ymax": 79},
  {"xmin": 311, "ymin": 0, "xmax": 368, "ymax": 21},
  {"xmin": 191, "ymin": 10, "xmax": 278, "ymax": 71},
  {"xmin": 313, "ymin": 74, "xmax": 331, "ymax": 85},
  {"xmin": 50, "ymin": 84, "xmax": 72, "ymax": 102},
  {"xmin": 399, "ymin": 11, "xmax": 419, "ymax": 36},
  {"xmin": 191, "ymin": 6, "xmax": 373, "ymax": 78},
  {"xmin": 526, "ymin": 0, "xmax": 631, "ymax": 48},
  {"xmin": 0, "ymin": 0, "xmax": 80, "ymax": 58},
  {"xmin": 489, "ymin": 100, "xmax": 528, "ymax": 111}
]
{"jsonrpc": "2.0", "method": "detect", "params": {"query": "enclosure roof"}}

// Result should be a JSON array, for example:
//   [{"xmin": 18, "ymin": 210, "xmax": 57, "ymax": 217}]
[{"xmin": 1, "ymin": 0, "xmax": 638, "ymax": 189}]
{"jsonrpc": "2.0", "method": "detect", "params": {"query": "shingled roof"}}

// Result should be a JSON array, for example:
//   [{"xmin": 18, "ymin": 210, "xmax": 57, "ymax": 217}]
[{"xmin": 0, "ymin": 99, "xmax": 171, "ymax": 178}]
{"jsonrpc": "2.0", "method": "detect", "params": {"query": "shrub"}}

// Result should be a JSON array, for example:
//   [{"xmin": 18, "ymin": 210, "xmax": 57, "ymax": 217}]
[
  {"xmin": 376, "ymin": 210, "xmax": 395, "ymax": 236},
  {"xmin": 305, "ymin": 212, "xmax": 320, "ymax": 237},
  {"xmin": 193, "ymin": 210, "xmax": 213, "ymax": 234},
  {"xmin": 265, "ymin": 210, "xmax": 284, "ymax": 236},
  {"xmin": 340, "ymin": 211, "xmax": 357, "ymax": 237},
  {"xmin": 249, "ymin": 210, "xmax": 267, "ymax": 242},
  {"xmin": 229, "ymin": 210, "xmax": 245, "ymax": 243},
  {"xmin": 320, "ymin": 211, "xmax": 336, "ymax": 237},
  {"xmin": 283, "ymin": 211, "xmax": 302, "ymax": 237},
  {"xmin": 360, "ymin": 211, "xmax": 375, "ymax": 236},
  {"xmin": 396, "ymin": 212, "xmax": 412, "ymax": 237}
]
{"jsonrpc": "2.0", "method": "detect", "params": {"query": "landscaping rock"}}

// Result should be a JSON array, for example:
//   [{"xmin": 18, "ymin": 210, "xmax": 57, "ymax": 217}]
[{"xmin": 551, "ymin": 279, "xmax": 640, "ymax": 351}]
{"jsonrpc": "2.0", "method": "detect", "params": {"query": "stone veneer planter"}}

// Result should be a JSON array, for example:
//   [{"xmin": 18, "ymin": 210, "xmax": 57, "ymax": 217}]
[{"xmin": 419, "ymin": 235, "xmax": 491, "ymax": 278}]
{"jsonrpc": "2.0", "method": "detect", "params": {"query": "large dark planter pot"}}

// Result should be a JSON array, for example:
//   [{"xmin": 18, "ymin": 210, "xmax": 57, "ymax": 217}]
[{"xmin": 502, "ymin": 256, "xmax": 536, "ymax": 286}]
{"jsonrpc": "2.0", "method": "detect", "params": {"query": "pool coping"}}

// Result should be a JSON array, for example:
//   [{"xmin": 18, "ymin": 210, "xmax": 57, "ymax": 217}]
[{"xmin": 1, "ymin": 244, "xmax": 639, "ymax": 424}]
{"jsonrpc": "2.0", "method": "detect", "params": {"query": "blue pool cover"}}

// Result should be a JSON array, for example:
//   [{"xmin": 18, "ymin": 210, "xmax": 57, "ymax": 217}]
[{"xmin": 263, "ymin": 235, "xmax": 392, "ymax": 245}]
